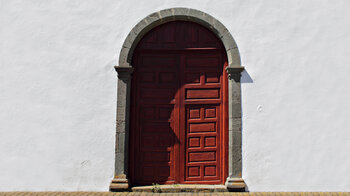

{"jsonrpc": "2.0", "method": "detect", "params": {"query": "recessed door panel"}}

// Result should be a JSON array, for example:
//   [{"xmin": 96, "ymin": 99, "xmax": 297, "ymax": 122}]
[{"xmin": 132, "ymin": 52, "xmax": 178, "ymax": 185}]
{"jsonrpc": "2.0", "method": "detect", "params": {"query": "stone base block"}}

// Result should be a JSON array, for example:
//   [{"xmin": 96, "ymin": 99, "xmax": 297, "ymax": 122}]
[
  {"xmin": 109, "ymin": 178, "xmax": 129, "ymax": 191},
  {"xmin": 225, "ymin": 177, "xmax": 246, "ymax": 192}
]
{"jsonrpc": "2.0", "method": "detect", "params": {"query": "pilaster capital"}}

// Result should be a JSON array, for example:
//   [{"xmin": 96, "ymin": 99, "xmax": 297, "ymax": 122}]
[
  {"xmin": 225, "ymin": 66, "xmax": 245, "ymax": 82},
  {"xmin": 114, "ymin": 66, "xmax": 134, "ymax": 80}
]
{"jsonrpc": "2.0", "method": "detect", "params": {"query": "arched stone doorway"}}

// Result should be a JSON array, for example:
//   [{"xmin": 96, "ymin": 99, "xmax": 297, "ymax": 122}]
[{"xmin": 111, "ymin": 8, "xmax": 245, "ymax": 191}]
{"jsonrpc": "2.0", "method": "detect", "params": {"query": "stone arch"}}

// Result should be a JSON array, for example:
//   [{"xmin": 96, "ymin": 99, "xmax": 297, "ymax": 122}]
[
  {"xmin": 111, "ymin": 8, "xmax": 246, "ymax": 191},
  {"xmin": 118, "ymin": 7, "xmax": 241, "ymax": 68}
]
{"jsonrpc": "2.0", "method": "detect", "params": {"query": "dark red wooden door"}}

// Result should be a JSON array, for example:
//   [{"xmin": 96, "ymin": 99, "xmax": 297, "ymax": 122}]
[{"xmin": 130, "ymin": 21, "xmax": 228, "ymax": 185}]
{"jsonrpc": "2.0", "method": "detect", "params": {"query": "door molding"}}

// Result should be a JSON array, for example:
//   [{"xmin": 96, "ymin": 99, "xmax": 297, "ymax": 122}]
[{"xmin": 110, "ymin": 7, "xmax": 246, "ymax": 191}]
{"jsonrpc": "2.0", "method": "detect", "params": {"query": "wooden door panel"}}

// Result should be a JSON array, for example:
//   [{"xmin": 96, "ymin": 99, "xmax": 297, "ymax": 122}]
[
  {"xmin": 132, "ymin": 52, "xmax": 178, "ymax": 185},
  {"xmin": 186, "ymin": 89, "xmax": 220, "ymax": 99},
  {"xmin": 186, "ymin": 56, "xmax": 220, "ymax": 68},
  {"xmin": 140, "ymin": 55, "xmax": 177, "ymax": 67},
  {"xmin": 184, "ymin": 105, "xmax": 221, "ymax": 182},
  {"xmin": 205, "ymin": 73, "xmax": 220, "ymax": 83}
]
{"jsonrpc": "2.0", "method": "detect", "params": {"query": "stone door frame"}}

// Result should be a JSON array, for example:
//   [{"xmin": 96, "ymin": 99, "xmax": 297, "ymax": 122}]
[{"xmin": 110, "ymin": 7, "xmax": 246, "ymax": 191}]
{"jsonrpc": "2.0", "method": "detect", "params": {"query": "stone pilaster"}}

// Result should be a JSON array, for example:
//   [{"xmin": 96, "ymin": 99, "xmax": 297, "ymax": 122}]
[
  {"xmin": 110, "ymin": 66, "xmax": 133, "ymax": 191},
  {"xmin": 225, "ymin": 66, "xmax": 246, "ymax": 191}
]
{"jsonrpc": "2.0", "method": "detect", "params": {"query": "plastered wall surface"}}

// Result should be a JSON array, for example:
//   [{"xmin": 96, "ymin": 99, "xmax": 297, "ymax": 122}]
[{"xmin": 0, "ymin": 0, "xmax": 349, "ymax": 192}]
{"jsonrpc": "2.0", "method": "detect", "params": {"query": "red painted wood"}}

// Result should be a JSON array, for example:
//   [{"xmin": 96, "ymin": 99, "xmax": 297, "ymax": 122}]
[{"xmin": 130, "ymin": 21, "xmax": 228, "ymax": 185}]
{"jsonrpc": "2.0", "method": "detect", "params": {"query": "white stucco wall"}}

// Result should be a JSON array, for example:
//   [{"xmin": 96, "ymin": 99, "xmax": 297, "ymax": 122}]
[{"xmin": 0, "ymin": 0, "xmax": 349, "ymax": 192}]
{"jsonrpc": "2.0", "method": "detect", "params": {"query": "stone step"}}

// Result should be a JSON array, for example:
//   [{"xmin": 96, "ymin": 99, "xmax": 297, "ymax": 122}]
[
  {"xmin": 131, "ymin": 184, "xmax": 228, "ymax": 193},
  {"xmin": 0, "ymin": 192, "xmax": 349, "ymax": 195}
]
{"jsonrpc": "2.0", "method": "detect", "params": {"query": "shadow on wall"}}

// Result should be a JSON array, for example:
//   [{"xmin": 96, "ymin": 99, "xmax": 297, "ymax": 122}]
[{"xmin": 241, "ymin": 70, "xmax": 253, "ymax": 83}]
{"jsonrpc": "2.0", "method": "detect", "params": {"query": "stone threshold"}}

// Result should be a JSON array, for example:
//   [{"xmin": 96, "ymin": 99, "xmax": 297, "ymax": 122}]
[
  {"xmin": 0, "ymin": 192, "xmax": 349, "ymax": 195},
  {"xmin": 130, "ymin": 184, "xmax": 227, "ymax": 193}
]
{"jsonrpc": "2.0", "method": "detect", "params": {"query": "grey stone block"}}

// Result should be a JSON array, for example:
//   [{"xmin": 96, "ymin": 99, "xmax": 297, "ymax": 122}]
[
  {"xmin": 159, "ymin": 8, "xmax": 175, "ymax": 21},
  {"xmin": 230, "ymin": 87, "xmax": 242, "ymax": 102},
  {"xmin": 231, "ymin": 103, "xmax": 242, "ymax": 118},
  {"xmin": 201, "ymin": 12, "xmax": 215, "ymax": 27},
  {"xmin": 212, "ymin": 20, "xmax": 229, "ymax": 38},
  {"xmin": 188, "ymin": 8, "xmax": 206, "ymax": 18},
  {"xmin": 122, "ymin": 31, "xmax": 135, "ymax": 49},
  {"xmin": 187, "ymin": 8, "xmax": 206, "ymax": 23},
  {"xmin": 231, "ymin": 131, "xmax": 242, "ymax": 146},
  {"xmin": 116, "ymin": 120, "xmax": 126, "ymax": 133},
  {"xmin": 230, "ymin": 118, "xmax": 242, "ymax": 130},
  {"xmin": 115, "ymin": 152, "xmax": 125, "ymax": 174},
  {"xmin": 118, "ymin": 132, "xmax": 125, "ymax": 152},
  {"xmin": 144, "ymin": 12, "xmax": 161, "ymax": 25},
  {"xmin": 122, "ymin": 21, "xmax": 149, "ymax": 51},
  {"xmin": 231, "ymin": 147, "xmax": 242, "ymax": 175},
  {"xmin": 226, "ymin": 48, "xmax": 241, "ymax": 67},
  {"xmin": 173, "ymin": 7, "xmax": 190, "ymax": 16},
  {"xmin": 118, "ymin": 47, "xmax": 130, "ymax": 66},
  {"xmin": 222, "ymin": 31, "xmax": 238, "ymax": 51},
  {"xmin": 133, "ymin": 19, "xmax": 149, "ymax": 35},
  {"xmin": 173, "ymin": 8, "xmax": 190, "ymax": 21}
]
